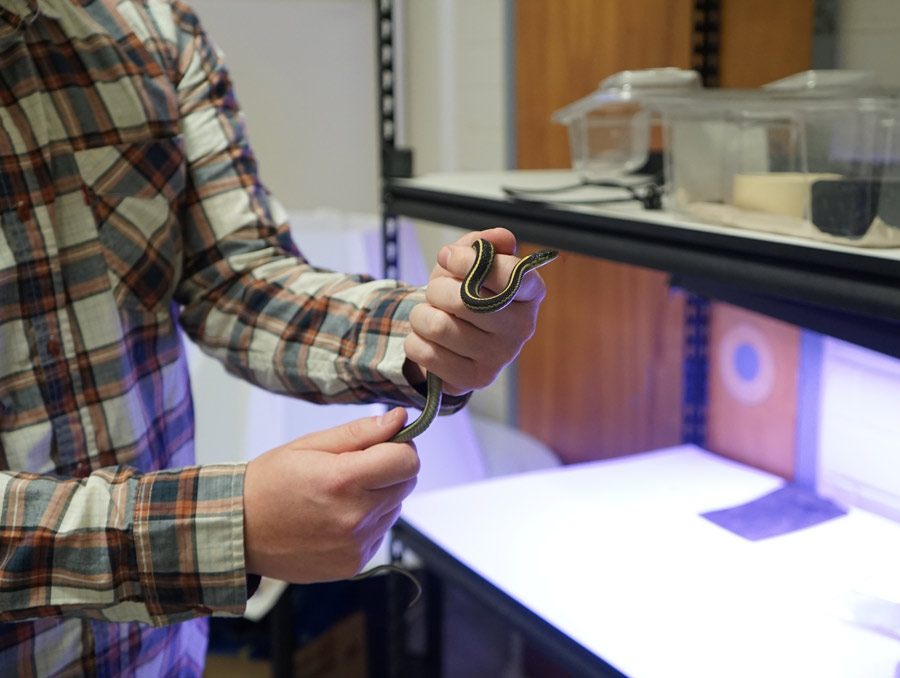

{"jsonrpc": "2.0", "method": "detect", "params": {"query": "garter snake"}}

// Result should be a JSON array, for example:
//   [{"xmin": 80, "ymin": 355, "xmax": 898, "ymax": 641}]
[
  {"xmin": 390, "ymin": 238, "xmax": 559, "ymax": 443},
  {"xmin": 350, "ymin": 240, "xmax": 558, "ymax": 600}
]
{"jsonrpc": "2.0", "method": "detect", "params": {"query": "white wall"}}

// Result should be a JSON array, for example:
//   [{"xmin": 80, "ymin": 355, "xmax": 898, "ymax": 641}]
[
  {"xmin": 401, "ymin": 0, "xmax": 514, "ymax": 422},
  {"xmin": 402, "ymin": 0, "xmax": 508, "ymax": 173},
  {"xmin": 187, "ymin": 0, "xmax": 509, "ymax": 214},
  {"xmin": 187, "ymin": 0, "xmax": 380, "ymax": 214},
  {"xmin": 837, "ymin": 0, "xmax": 900, "ymax": 87}
]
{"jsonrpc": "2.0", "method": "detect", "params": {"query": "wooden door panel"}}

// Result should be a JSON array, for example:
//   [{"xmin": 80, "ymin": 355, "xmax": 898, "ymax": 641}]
[
  {"xmin": 518, "ymin": 247, "xmax": 685, "ymax": 464},
  {"xmin": 515, "ymin": 0, "xmax": 693, "ymax": 461}
]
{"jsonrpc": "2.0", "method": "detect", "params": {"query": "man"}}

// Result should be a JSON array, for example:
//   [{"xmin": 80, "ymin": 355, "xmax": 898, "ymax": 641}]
[{"xmin": 0, "ymin": 0, "xmax": 549, "ymax": 675}]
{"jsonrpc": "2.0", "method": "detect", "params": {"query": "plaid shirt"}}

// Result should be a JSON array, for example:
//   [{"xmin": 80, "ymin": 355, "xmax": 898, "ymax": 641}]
[{"xmin": 0, "ymin": 0, "xmax": 436, "ymax": 675}]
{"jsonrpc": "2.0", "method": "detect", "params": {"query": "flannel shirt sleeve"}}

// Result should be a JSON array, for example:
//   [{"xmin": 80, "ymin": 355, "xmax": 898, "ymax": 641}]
[
  {"xmin": 0, "ymin": 464, "xmax": 247, "ymax": 627},
  {"xmin": 170, "ymin": 5, "xmax": 453, "ymax": 413}
]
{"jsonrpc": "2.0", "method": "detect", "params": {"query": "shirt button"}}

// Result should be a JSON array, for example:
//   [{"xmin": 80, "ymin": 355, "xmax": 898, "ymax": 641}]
[{"xmin": 74, "ymin": 462, "xmax": 90, "ymax": 478}]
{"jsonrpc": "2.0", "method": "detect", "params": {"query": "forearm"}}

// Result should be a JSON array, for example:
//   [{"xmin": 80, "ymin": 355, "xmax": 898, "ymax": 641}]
[
  {"xmin": 179, "ymin": 255, "xmax": 436, "ymax": 406},
  {"xmin": 170, "ymin": 11, "xmax": 465, "ymax": 412},
  {"xmin": 0, "ymin": 464, "xmax": 248, "ymax": 627}
]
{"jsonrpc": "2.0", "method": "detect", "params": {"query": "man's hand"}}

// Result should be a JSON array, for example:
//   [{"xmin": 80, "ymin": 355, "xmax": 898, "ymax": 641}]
[
  {"xmin": 243, "ymin": 408, "xmax": 419, "ymax": 583},
  {"xmin": 404, "ymin": 228, "xmax": 549, "ymax": 396}
]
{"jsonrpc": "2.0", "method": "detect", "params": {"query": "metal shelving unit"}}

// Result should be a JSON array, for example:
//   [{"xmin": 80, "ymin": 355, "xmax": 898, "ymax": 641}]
[
  {"xmin": 375, "ymin": 3, "xmax": 900, "ymax": 677},
  {"xmin": 384, "ymin": 176, "xmax": 900, "ymax": 359},
  {"xmin": 380, "ymin": 171, "xmax": 900, "ymax": 676}
]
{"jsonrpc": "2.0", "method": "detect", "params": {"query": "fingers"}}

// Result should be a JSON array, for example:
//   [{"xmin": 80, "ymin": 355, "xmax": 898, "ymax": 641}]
[
  {"xmin": 429, "ymin": 228, "xmax": 515, "ymax": 286},
  {"xmin": 435, "ymin": 242, "xmax": 549, "ymax": 306},
  {"xmin": 284, "ymin": 407, "xmax": 409, "ymax": 454},
  {"xmin": 341, "ymin": 442, "xmax": 421, "ymax": 491},
  {"xmin": 273, "ymin": 408, "xmax": 419, "ymax": 493},
  {"xmin": 429, "ymin": 227, "xmax": 549, "ymax": 312},
  {"xmin": 402, "ymin": 329, "xmax": 478, "ymax": 395},
  {"xmin": 355, "ymin": 503, "xmax": 404, "ymax": 573},
  {"xmin": 407, "ymin": 274, "xmax": 539, "ymax": 372},
  {"xmin": 405, "ymin": 230, "xmax": 551, "ymax": 396},
  {"xmin": 243, "ymin": 426, "xmax": 420, "ymax": 583},
  {"xmin": 443, "ymin": 227, "xmax": 517, "ymax": 255},
  {"xmin": 404, "ymin": 301, "xmax": 522, "ymax": 393},
  {"xmin": 285, "ymin": 409, "xmax": 420, "ymax": 491},
  {"xmin": 423, "ymin": 273, "xmax": 544, "ymax": 332},
  {"xmin": 368, "ymin": 504, "xmax": 402, "ymax": 549}
]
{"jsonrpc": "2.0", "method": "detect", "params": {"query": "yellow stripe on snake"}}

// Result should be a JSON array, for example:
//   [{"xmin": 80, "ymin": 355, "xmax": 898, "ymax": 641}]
[
  {"xmin": 390, "ymin": 238, "xmax": 559, "ymax": 443},
  {"xmin": 351, "ymin": 238, "xmax": 558, "ymax": 601}
]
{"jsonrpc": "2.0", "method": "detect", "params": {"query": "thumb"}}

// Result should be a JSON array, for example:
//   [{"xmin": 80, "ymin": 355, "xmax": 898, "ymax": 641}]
[{"xmin": 286, "ymin": 407, "xmax": 409, "ymax": 454}]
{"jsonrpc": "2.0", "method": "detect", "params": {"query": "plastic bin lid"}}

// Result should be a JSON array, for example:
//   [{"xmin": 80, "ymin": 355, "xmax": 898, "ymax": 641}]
[
  {"xmin": 637, "ymin": 69, "xmax": 899, "ymax": 116},
  {"xmin": 552, "ymin": 68, "xmax": 701, "ymax": 124},
  {"xmin": 763, "ymin": 69, "xmax": 876, "ymax": 92},
  {"xmin": 600, "ymin": 67, "xmax": 701, "ymax": 91}
]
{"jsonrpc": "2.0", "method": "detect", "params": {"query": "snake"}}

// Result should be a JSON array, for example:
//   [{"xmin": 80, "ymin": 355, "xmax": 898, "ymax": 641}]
[
  {"xmin": 349, "ymin": 239, "xmax": 558, "ymax": 600},
  {"xmin": 349, "ymin": 239, "xmax": 559, "ymax": 607},
  {"xmin": 389, "ymin": 238, "xmax": 559, "ymax": 443}
]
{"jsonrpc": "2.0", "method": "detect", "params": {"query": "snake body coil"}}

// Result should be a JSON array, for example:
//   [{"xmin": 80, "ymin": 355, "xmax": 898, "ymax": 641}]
[
  {"xmin": 390, "ymin": 238, "xmax": 559, "ymax": 443},
  {"xmin": 352, "ymin": 239, "xmax": 559, "ymax": 600}
]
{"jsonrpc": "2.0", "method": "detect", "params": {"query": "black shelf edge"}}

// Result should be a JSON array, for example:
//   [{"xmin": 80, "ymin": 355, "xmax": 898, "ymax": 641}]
[
  {"xmin": 384, "ymin": 182, "xmax": 900, "ymax": 349},
  {"xmin": 673, "ymin": 277, "xmax": 900, "ymax": 360}
]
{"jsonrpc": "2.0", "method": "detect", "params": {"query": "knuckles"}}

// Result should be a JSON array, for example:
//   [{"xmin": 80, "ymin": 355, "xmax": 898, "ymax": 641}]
[
  {"xmin": 343, "ymin": 416, "xmax": 369, "ymax": 443},
  {"xmin": 322, "ymin": 457, "xmax": 359, "ymax": 497},
  {"xmin": 403, "ymin": 333, "xmax": 437, "ymax": 368},
  {"xmin": 336, "ymin": 506, "xmax": 369, "ymax": 538},
  {"xmin": 421, "ymin": 307, "xmax": 454, "ymax": 343},
  {"xmin": 398, "ymin": 454, "xmax": 421, "ymax": 483},
  {"xmin": 470, "ymin": 363, "xmax": 499, "ymax": 391}
]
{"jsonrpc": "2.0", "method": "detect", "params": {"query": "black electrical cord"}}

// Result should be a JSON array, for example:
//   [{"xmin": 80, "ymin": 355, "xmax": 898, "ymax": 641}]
[{"xmin": 501, "ymin": 177, "xmax": 663, "ymax": 210}]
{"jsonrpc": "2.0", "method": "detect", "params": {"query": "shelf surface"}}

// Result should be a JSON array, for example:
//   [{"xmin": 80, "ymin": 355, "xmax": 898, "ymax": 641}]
[
  {"xmin": 399, "ymin": 446, "xmax": 900, "ymax": 678},
  {"xmin": 385, "ymin": 171, "xmax": 900, "ymax": 330}
]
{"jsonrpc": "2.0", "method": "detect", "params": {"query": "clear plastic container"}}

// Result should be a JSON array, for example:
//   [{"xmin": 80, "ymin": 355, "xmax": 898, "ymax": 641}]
[
  {"xmin": 552, "ymin": 68, "xmax": 700, "ymax": 178},
  {"xmin": 655, "ymin": 88, "xmax": 900, "ymax": 247},
  {"xmin": 553, "ymin": 68, "xmax": 900, "ymax": 248},
  {"xmin": 624, "ymin": 71, "xmax": 900, "ymax": 247},
  {"xmin": 762, "ymin": 69, "xmax": 876, "ymax": 92}
]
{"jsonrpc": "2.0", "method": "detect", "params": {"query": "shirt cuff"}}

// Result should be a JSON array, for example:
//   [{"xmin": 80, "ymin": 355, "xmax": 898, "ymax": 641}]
[{"xmin": 134, "ymin": 463, "xmax": 249, "ymax": 626}]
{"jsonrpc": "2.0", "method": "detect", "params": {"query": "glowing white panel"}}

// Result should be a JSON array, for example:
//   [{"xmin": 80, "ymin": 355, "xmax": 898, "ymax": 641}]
[
  {"xmin": 817, "ymin": 337, "xmax": 900, "ymax": 521},
  {"xmin": 403, "ymin": 447, "xmax": 900, "ymax": 677}
]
